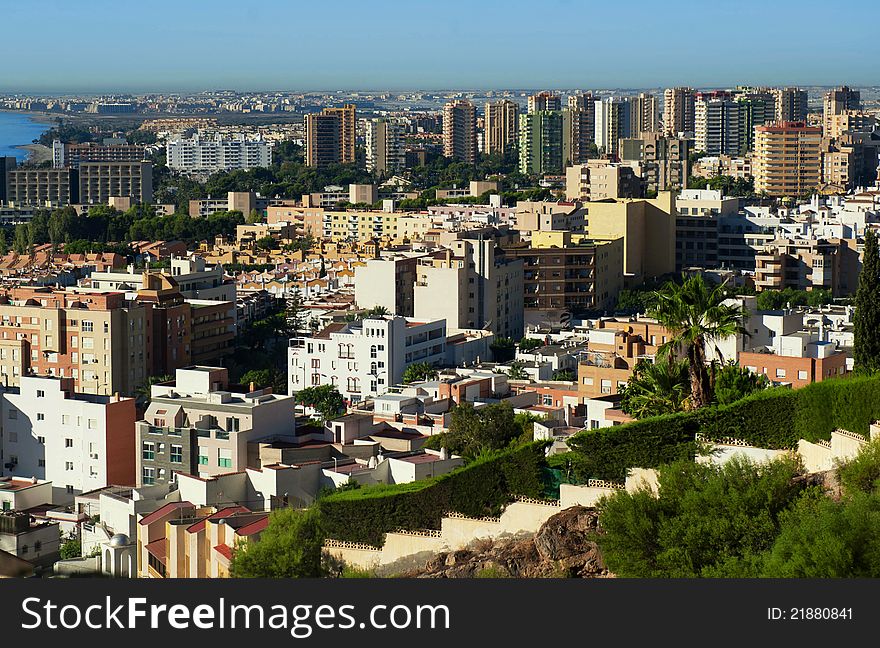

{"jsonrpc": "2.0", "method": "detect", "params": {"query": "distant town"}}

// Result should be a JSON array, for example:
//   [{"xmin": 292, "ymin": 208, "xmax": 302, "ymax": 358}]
[{"xmin": 1, "ymin": 82, "xmax": 880, "ymax": 580}]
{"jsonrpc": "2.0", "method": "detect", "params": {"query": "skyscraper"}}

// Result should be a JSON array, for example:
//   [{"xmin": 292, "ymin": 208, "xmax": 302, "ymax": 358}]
[
  {"xmin": 484, "ymin": 100, "xmax": 520, "ymax": 156},
  {"xmin": 694, "ymin": 91, "xmax": 740, "ymax": 155},
  {"xmin": 594, "ymin": 97, "xmax": 632, "ymax": 158},
  {"xmin": 663, "ymin": 87, "xmax": 696, "ymax": 135},
  {"xmin": 305, "ymin": 104, "xmax": 357, "ymax": 168},
  {"xmin": 773, "ymin": 87, "xmax": 808, "ymax": 123},
  {"xmin": 736, "ymin": 89, "xmax": 775, "ymax": 152},
  {"xmin": 754, "ymin": 121, "xmax": 822, "ymax": 197},
  {"xmin": 518, "ymin": 111, "xmax": 564, "ymax": 175},
  {"xmin": 563, "ymin": 93, "xmax": 596, "ymax": 166},
  {"xmin": 528, "ymin": 92, "xmax": 562, "ymax": 113},
  {"xmin": 823, "ymin": 86, "xmax": 861, "ymax": 134},
  {"xmin": 443, "ymin": 100, "xmax": 478, "ymax": 163},
  {"xmin": 629, "ymin": 93, "xmax": 660, "ymax": 135},
  {"xmin": 365, "ymin": 118, "xmax": 405, "ymax": 176}
]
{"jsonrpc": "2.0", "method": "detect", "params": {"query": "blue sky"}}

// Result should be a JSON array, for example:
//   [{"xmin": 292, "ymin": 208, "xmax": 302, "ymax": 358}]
[{"xmin": 1, "ymin": 0, "xmax": 876, "ymax": 92}]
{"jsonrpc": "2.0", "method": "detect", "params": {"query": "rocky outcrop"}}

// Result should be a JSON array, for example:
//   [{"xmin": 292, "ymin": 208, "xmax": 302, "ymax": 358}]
[{"xmin": 400, "ymin": 506, "xmax": 611, "ymax": 578}]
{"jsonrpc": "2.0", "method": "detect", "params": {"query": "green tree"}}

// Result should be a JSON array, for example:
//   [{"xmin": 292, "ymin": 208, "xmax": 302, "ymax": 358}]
[
  {"xmin": 598, "ymin": 456, "xmax": 805, "ymax": 577},
  {"xmin": 649, "ymin": 275, "xmax": 748, "ymax": 408},
  {"xmin": 712, "ymin": 362, "xmax": 769, "ymax": 406},
  {"xmin": 285, "ymin": 288, "xmax": 306, "ymax": 335},
  {"xmin": 490, "ymin": 337, "xmax": 516, "ymax": 362},
  {"xmin": 618, "ymin": 359, "xmax": 691, "ymax": 419},
  {"xmin": 240, "ymin": 368, "xmax": 287, "ymax": 395},
  {"xmin": 854, "ymin": 229, "xmax": 880, "ymax": 374},
  {"xmin": 507, "ymin": 361, "xmax": 529, "ymax": 380},
  {"xmin": 247, "ymin": 208, "xmax": 263, "ymax": 224},
  {"xmin": 761, "ymin": 492, "xmax": 880, "ymax": 577},
  {"xmin": 837, "ymin": 436, "xmax": 880, "ymax": 495},
  {"xmin": 60, "ymin": 538, "xmax": 82, "ymax": 560},
  {"xmin": 518, "ymin": 337, "xmax": 543, "ymax": 352},
  {"xmin": 551, "ymin": 369, "xmax": 576, "ymax": 382},
  {"xmin": 362, "ymin": 305, "xmax": 390, "ymax": 318},
  {"xmin": 401, "ymin": 361, "xmax": 438, "ymax": 384},
  {"xmin": 295, "ymin": 384, "xmax": 346, "ymax": 422},
  {"xmin": 135, "ymin": 374, "xmax": 172, "ymax": 404},
  {"xmin": 230, "ymin": 508, "xmax": 326, "ymax": 578},
  {"xmin": 0, "ymin": 229, "xmax": 7, "ymax": 255},
  {"xmin": 439, "ymin": 401, "xmax": 522, "ymax": 458}
]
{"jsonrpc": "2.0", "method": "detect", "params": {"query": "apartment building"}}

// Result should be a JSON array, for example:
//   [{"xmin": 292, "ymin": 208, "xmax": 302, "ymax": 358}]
[
  {"xmin": 826, "ymin": 111, "xmax": 876, "ymax": 140},
  {"xmin": 754, "ymin": 237, "xmax": 860, "ymax": 296},
  {"xmin": 663, "ymin": 87, "xmax": 696, "ymax": 135},
  {"xmin": 484, "ymin": 100, "xmax": 519, "ymax": 156},
  {"xmin": 753, "ymin": 121, "xmax": 822, "ymax": 197},
  {"xmin": 137, "ymin": 366, "xmax": 295, "ymax": 487},
  {"xmin": 88, "ymin": 255, "xmax": 235, "ymax": 303},
  {"xmin": 736, "ymin": 89, "xmax": 775, "ymax": 151},
  {"xmin": 528, "ymin": 92, "xmax": 562, "ymax": 113},
  {"xmin": 773, "ymin": 87, "xmax": 808, "ymax": 123},
  {"xmin": 583, "ymin": 192, "xmax": 677, "ymax": 283},
  {"xmin": 0, "ymin": 286, "xmax": 148, "ymax": 395},
  {"xmin": 305, "ymin": 105, "xmax": 356, "ymax": 168},
  {"xmin": 629, "ymin": 92, "xmax": 660, "ymax": 135},
  {"xmin": 518, "ymin": 110, "xmax": 564, "ymax": 175},
  {"xmin": 166, "ymin": 135, "xmax": 273, "ymax": 173},
  {"xmin": 577, "ymin": 318, "xmax": 672, "ymax": 399},
  {"xmin": 594, "ymin": 97, "xmax": 631, "ymax": 157},
  {"xmin": 443, "ymin": 100, "xmax": 478, "ymax": 163},
  {"xmin": 619, "ymin": 132, "xmax": 690, "ymax": 192},
  {"xmin": 303, "ymin": 209, "xmax": 400, "ymax": 242},
  {"xmin": 365, "ymin": 118, "xmax": 405, "ymax": 176},
  {"xmin": 823, "ymin": 86, "xmax": 861, "ymax": 135},
  {"xmin": 0, "ymin": 376, "xmax": 136, "ymax": 502},
  {"xmin": 563, "ymin": 96, "xmax": 596, "ymax": 166},
  {"xmin": 564, "ymin": 161, "xmax": 643, "ymax": 201},
  {"xmin": 413, "ymin": 237, "xmax": 524, "ymax": 339},
  {"xmin": 53, "ymin": 141, "xmax": 147, "ymax": 169},
  {"xmin": 77, "ymin": 161, "xmax": 153, "ymax": 205},
  {"xmin": 695, "ymin": 91, "xmax": 740, "ymax": 156},
  {"xmin": 289, "ymin": 316, "xmax": 446, "ymax": 402},
  {"xmin": 354, "ymin": 253, "xmax": 423, "ymax": 316},
  {"xmin": 501, "ymin": 232, "xmax": 623, "ymax": 314},
  {"xmin": 739, "ymin": 331, "xmax": 848, "ymax": 389},
  {"xmin": 675, "ymin": 188, "xmax": 739, "ymax": 270},
  {"xmin": 5, "ymin": 168, "xmax": 77, "ymax": 206}
]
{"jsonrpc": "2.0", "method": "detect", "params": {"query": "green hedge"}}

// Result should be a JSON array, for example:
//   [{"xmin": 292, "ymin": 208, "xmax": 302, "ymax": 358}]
[
  {"xmin": 317, "ymin": 442, "xmax": 548, "ymax": 546},
  {"xmin": 568, "ymin": 375, "xmax": 880, "ymax": 482}
]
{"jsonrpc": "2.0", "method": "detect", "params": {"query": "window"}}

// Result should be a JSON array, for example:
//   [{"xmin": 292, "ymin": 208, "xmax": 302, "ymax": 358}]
[
  {"xmin": 142, "ymin": 442, "xmax": 155, "ymax": 461},
  {"xmin": 65, "ymin": 461, "xmax": 74, "ymax": 471},
  {"xmin": 600, "ymin": 379, "xmax": 612, "ymax": 395},
  {"xmin": 198, "ymin": 454, "xmax": 209, "ymax": 466},
  {"xmin": 38, "ymin": 459, "xmax": 45, "ymax": 468},
  {"xmin": 36, "ymin": 390, "xmax": 45, "ymax": 398},
  {"xmin": 582, "ymin": 377, "xmax": 594, "ymax": 386},
  {"xmin": 142, "ymin": 467, "xmax": 155, "ymax": 485},
  {"xmin": 226, "ymin": 417, "xmax": 240, "ymax": 433},
  {"xmin": 37, "ymin": 413, "xmax": 45, "ymax": 421},
  {"xmin": 37, "ymin": 436, "xmax": 44, "ymax": 444},
  {"xmin": 218, "ymin": 448, "xmax": 232, "ymax": 469},
  {"xmin": 775, "ymin": 368, "xmax": 787, "ymax": 378},
  {"xmin": 82, "ymin": 321, "xmax": 93, "ymax": 333},
  {"xmin": 66, "ymin": 485, "xmax": 74, "ymax": 494},
  {"xmin": 170, "ymin": 445, "xmax": 183, "ymax": 463},
  {"xmin": 64, "ymin": 438, "xmax": 73, "ymax": 448},
  {"xmin": 8, "ymin": 431, "xmax": 16, "ymax": 443}
]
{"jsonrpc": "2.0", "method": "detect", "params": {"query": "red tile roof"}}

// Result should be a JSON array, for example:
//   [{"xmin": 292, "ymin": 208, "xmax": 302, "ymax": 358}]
[
  {"xmin": 236, "ymin": 516, "xmax": 270, "ymax": 537},
  {"xmin": 213, "ymin": 544, "xmax": 234, "ymax": 561}
]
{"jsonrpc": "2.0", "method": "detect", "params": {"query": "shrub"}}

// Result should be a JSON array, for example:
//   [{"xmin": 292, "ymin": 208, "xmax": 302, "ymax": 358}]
[
  {"xmin": 838, "ymin": 437, "xmax": 880, "ymax": 495},
  {"xmin": 230, "ymin": 508, "xmax": 326, "ymax": 578},
  {"xmin": 317, "ymin": 443, "xmax": 548, "ymax": 546},
  {"xmin": 567, "ymin": 375, "xmax": 880, "ymax": 481}
]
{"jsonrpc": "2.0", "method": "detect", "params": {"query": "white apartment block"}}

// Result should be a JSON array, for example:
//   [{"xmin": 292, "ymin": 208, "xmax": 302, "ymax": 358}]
[
  {"xmin": 0, "ymin": 376, "xmax": 136, "ymax": 504},
  {"xmin": 365, "ymin": 118, "xmax": 406, "ymax": 175},
  {"xmin": 166, "ymin": 135, "xmax": 274, "ymax": 173},
  {"xmin": 288, "ymin": 316, "xmax": 447, "ymax": 403}
]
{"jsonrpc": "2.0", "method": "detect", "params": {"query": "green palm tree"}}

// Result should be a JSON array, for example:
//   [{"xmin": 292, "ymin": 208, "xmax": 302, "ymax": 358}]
[
  {"xmin": 507, "ymin": 361, "xmax": 529, "ymax": 381},
  {"xmin": 619, "ymin": 359, "xmax": 691, "ymax": 419},
  {"xmin": 401, "ymin": 361, "xmax": 439, "ymax": 384},
  {"xmin": 649, "ymin": 274, "xmax": 748, "ymax": 409}
]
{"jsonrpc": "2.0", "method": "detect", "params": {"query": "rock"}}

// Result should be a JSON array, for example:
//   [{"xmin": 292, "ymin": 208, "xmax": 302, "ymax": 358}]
[{"xmin": 401, "ymin": 506, "xmax": 611, "ymax": 579}]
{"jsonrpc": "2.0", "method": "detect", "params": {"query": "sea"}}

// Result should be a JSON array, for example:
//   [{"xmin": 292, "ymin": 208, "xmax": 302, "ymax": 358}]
[{"xmin": 0, "ymin": 111, "xmax": 51, "ymax": 161}]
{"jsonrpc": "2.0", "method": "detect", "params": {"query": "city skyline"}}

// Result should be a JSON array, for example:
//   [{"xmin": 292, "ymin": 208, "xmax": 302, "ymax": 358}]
[{"xmin": 1, "ymin": 0, "xmax": 877, "ymax": 93}]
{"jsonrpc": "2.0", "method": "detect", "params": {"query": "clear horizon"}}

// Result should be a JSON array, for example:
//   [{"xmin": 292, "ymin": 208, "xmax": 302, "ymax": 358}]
[{"xmin": 1, "ymin": 0, "xmax": 876, "ymax": 93}]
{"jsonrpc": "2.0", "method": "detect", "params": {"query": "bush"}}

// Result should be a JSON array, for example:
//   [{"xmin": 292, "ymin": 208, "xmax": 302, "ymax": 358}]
[
  {"xmin": 567, "ymin": 375, "xmax": 880, "ymax": 481},
  {"xmin": 838, "ymin": 437, "xmax": 880, "ymax": 495},
  {"xmin": 317, "ymin": 443, "xmax": 548, "ymax": 546},
  {"xmin": 230, "ymin": 508, "xmax": 326, "ymax": 578},
  {"xmin": 598, "ymin": 456, "xmax": 806, "ymax": 577}
]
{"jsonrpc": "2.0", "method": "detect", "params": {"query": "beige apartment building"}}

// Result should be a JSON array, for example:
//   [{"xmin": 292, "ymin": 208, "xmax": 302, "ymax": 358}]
[
  {"xmin": 305, "ymin": 105, "xmax": 356, "ymax": 168},
  {"xmin": 484, "ymin": 100, "xmax": 519, "ymax": 155},
  {"xmin": 753, "ymin": 122, "xmax": 822, "ymax": 197},
  {"xmin": 755, "ymin": 238, "xmax": 861, "ymax": 297},
  {"xmin": 826, "ymin": 111, "xmax": 876, "ymax": 140},
  {"xmin": 0, "ymin": 286, "xmax": 147, "ymax": 396},
  {"xmin": 565, "ymin": 161, "xmax": 643, "ymax": 201},
  {"xmin": 78, "ymin": 161, "xmax": 153, "ymax": 205},
  {"xmin": 443, "ymin": 100, "xmax": 477, "ymax": 163},
  {"xmin": 823, "ymin": 86, "xmax": 860, "ymax": 135},
  {"xmin": 663, "ymin": 87, "xmax": 696, "ymax": 135},
  {"xmin": 528, "ymin": 92, "xmax": 561, "ymax": 113},
  {"xmin": 582, "ymin": 192, "xmax": 677, "ymax": 283},
  {"xmin": 5, "ymin": 168, "xmax": 75, "ymax": 206}
]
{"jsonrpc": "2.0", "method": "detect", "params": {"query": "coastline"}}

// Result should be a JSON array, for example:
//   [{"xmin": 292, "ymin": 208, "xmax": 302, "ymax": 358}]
[
  {"xmin": 0, "ymin": 108, "xmax": 59, "ymax": 126},
  {"xmin": 14, "ymin": 142, "xmax": 53, "ymax": 164}
]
